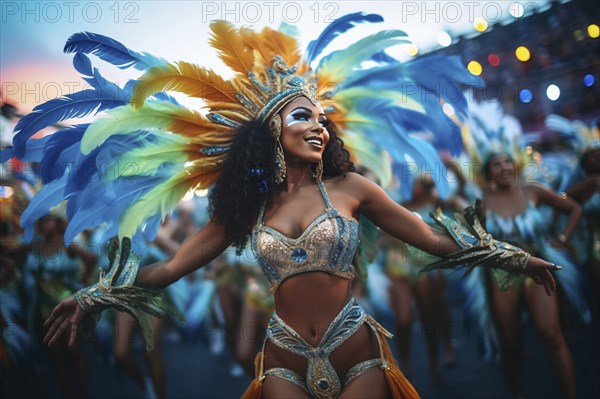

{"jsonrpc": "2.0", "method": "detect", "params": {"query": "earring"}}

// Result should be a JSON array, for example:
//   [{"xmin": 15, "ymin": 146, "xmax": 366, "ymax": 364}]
[
  {"xmin": 275, "ymin": 140, "xmax": 286, "ymax": 184},
  {"xmin": 313, "ymin": 160, "xmax": 323, "ymax": 181},
  {"xmin": 270, "ymin": 115, "xmax": 286, "ymax": 184}
]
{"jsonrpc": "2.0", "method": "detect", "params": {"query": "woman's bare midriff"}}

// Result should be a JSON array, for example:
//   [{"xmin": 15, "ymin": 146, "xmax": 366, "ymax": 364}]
[{"xmin": 264, "ymin": 272, "xmax": 381, "ymax": 380}]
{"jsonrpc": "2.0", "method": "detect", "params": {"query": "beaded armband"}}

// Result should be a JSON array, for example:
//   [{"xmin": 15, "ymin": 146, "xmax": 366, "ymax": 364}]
[
  {"xmin": 419, "ymin": 200, "xmax": 531, "ymax": 289},
  {"xmin": 75, "ymin": 238, "xmax": 184, "ymax": 350}
]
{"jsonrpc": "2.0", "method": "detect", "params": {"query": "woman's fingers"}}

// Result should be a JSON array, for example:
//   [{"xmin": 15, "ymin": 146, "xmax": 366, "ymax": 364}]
[
  {"xmin": 43, "ymin": 315, "xmax": 64, "ymax": 344},
  {"xmin": 68, "ymin": 320, "xmax": 79, "ymax": 347},
  {"xmin": 44, "ymin": 302, "xmax": 63, "ymax": 329},
  {"xmin": 47, "ymin": 318, "xmax": 70, "ymax": 346}
]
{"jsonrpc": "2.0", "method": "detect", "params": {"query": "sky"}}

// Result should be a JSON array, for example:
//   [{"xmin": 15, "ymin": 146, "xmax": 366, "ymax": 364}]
[{"xmin": 1, "ymin": 0, "xmax": 564, "ymax": 112}]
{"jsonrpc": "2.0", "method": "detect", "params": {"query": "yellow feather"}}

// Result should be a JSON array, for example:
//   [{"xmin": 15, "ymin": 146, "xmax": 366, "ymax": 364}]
[
  {"xmin": 209, "ymin": 21, "xmax": 254, "ymax": 75},
  {"xmin": 132, "ymin": 62, "xmax": 237, "ymax": 109},
  {"xmin": 260, "ymin": 28, "xmax": 301, "ymax": 67}
]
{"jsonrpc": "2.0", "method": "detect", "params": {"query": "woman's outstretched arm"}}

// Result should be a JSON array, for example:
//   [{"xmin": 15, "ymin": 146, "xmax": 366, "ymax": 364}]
[
  {"xmin": 137, "ymin": 219, "xmax": 231, "ymax": 288},
  {"xmin": 43, "ymin": 219, "xmax": 231, "ymax": 346},
  {"xmin": 344, "ymin": 173, "xmax": 558, "ymax": 294}
]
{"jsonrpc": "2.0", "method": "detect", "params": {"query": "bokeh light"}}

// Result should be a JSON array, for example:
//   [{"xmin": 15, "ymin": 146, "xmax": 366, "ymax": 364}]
[
  {"xmin": 546, "ymin": 85, "xmax": 561, "ymax": 101},
  {"xmin": 515, "ymin": 46, "xmax": 531, "ymax": 61},
  {"xmin": 583, "ymin": 74, "xmax": 595, "ymax": 86},
  {"xmin": 405, "ymin": 43, "xmax": 419, "ymax": 56},
  {"xmin": 436, "ymin": 31, "xmax": 452, "ymax": 47},
  {"xmin": 588, "ymin": 24, "xmax": 600, "ymax": 38},
  {"xmin": 467, "ymin": 61, "xmax": 483, "ymax": 75},
  {"xmin": 509, "ymin": 3, "xmax": 525, "ymax": 18},
  {"xmin": 488, "ymin": 53, "xmax": 501, "ymax": 67},
  {"xmin": 520, "ymin": 89, "xmax": 533, "ymax": 103},
  {"xmin": 474, "ymin": 17, "xmax": 488, "ymax": 32},
  {"xmin": 442, "ymin": 103, "xmax": 456, "ymax": 117}
]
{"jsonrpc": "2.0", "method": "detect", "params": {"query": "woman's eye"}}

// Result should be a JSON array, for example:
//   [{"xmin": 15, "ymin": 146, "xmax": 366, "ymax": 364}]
[
  {"xmin": 319, "ymin": 119, "xmax": 330, "ymax": 127},
  {"xmin": 292, "ymin": 112, "xmax": 311, "ymax": 121}
]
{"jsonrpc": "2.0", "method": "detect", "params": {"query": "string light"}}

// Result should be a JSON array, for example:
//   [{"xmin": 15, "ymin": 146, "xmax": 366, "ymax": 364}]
[{"xmin": 588, "ymin": 24, "xmax": 600, "ymax": 39}]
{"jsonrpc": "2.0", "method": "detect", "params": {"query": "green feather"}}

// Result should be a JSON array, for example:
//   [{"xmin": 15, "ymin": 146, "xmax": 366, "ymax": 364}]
[
  {"xmin": 118, "ymin": 171, "xmax": 191, "ymax": 238},
  {"xmin": 115, "ymin": 138, "xmax": 189, "ymax": 178},
  {"xmin": 81, "ymin": 101, "xmax": 185, "ymax": 154}
]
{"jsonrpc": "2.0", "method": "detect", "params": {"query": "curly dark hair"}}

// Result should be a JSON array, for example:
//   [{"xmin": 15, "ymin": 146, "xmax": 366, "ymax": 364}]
[{"xmin": 209, "ymin": 118, "xmax": 355, "ymax": 251}]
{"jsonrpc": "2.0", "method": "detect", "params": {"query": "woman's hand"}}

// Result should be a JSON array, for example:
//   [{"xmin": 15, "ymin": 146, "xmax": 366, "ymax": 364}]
[
  {"xmin": 43, "ymin": 295, "xmax": 86, "ymax": 347},
  {"xmin": 524, "ymin": 256, "xmax": 561, "ymax": 296}
]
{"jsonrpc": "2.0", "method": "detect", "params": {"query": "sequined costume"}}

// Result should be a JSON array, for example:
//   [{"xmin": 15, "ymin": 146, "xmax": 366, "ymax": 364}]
[
  {"xmin": 245, "ymin": 180, "xmax": 418, "ymax": 399},
  {"xmin": 485, "ymin": 199, "xmax": 591, "ymax": 322}
]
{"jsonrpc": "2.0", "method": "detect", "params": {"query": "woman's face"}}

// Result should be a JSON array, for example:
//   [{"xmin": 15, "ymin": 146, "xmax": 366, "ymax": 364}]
[
  {"xmin": 486, "ymin": 153, "xmax": 515, "ymax": 186},
  {"xmin": 279, "ymin": 96, "xmax": 330, "ymax": 165},
  {"xmin": 38, "ymin": 215, "xmax": 59, "ymax": 237}
]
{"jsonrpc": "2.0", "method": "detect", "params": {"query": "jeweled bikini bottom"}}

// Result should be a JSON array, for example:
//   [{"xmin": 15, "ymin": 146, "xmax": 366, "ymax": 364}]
[{"xmin": 259, "ymin": 298, "xmax": 386, "ymax": 398}]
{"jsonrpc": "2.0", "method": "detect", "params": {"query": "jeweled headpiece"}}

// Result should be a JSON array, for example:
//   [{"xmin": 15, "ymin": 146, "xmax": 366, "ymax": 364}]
[{"xmin": 3, "ymin": 13, "xmax": 482, "ymax": 247}]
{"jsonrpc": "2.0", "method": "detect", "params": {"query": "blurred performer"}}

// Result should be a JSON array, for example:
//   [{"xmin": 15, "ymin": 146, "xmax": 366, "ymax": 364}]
[
  {"xmin": 382, "ymin": 177, "xmax": 455, "ymax": 386},
  {"xmin": 462, "ymin": 100, "xmax": 585, "ymax": 399},
  {"xmin": 545, "ymin": 116, "xmax": 600, "ymax": 292},
  {"xmin": 23, "ymin": 212, "xmax": 96, "ymax": 399}
]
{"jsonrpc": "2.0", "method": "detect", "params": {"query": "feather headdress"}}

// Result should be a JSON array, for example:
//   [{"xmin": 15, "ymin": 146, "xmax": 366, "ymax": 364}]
[
  {"xmin": 461, "ymin": 95, "xmax": 531, "ymax": 186},
  {"xmin": 2, "ymin": 13, "xmax": 482, "ymax": 250}
]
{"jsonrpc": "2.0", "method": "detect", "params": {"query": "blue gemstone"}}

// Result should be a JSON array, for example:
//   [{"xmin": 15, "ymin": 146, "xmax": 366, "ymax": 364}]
[
  {"xmin": 291, "ymin": 248, "xmax": 307, "ymax": 263},
  {"xmin": 318, "ymin": 379, "xmax": 329, "ymax": 390}
]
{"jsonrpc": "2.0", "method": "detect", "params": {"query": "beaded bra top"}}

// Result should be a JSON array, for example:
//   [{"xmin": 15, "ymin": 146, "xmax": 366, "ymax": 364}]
[{"xmin": 252, "ymin": 180, "xmax": 360, "ymax": 291}]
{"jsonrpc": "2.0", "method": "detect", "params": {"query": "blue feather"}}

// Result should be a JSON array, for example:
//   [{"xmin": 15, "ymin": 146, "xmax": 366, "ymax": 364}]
[
  {"xmin": 73, "ymin": 53, "xmax": 93, "ymax": 76},
  {"xmin": 64, "ymin": 173, "xmax": 167, "ymax": 244},
  {"xmin": 12, "ymin": 90, "xmax": 127, "ymax": 158},
  {"xmin": 40, "ymin": 124, "xmax": 88, "ymax": 183},
  {"xmin": 370, "ymin": 50, "xmax": 396, "ymax": 64},
  {"xmin": 65, "ymin": 146, "xmax": 101, "ymax": 193},
  {"xmin": 82, "ymin": 67, "xmax": 132, "ymax": 100},
  {"xmin": 20, "ymin": 172, "xmax": 69, "ymax": 241},
  {"xmin": 305, "ymin": 13, "xmax": 383, "ymax": 64},
  {"xmin": 64, "ymin": 32, "xmax": 167, "ymax": 70},
  {"xmin": 0, "ymin": 147, "xmax": 13, "ymax": 163},
  {"xmin": 19, "ymin": 135, "xmax": 53, "ymax": 162},
  {"xmin": 143, "ymin": 214, "xmax": 162, "ymax": 241},
  {"xmin": 152, "ymin": 92, "xmax": 182, "ymax": 105}
]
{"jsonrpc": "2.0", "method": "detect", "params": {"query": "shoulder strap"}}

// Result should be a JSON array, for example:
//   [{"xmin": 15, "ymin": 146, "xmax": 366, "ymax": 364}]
[
  {"xmin": 316, "ymin": 180, "xmax": 333, "ymax": 210},
  {"xmin": 256, "ymin": 201, "xmax": 267, "ymax": 226}
]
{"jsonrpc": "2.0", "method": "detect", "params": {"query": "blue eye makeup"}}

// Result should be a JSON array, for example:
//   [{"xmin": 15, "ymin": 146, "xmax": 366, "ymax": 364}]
[{"xmin": 285, "ymin": 107, "xmax": 329, "ymax": 128}]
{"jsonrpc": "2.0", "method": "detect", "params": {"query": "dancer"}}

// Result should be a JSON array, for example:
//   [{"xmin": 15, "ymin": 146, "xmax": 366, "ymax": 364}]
[
  {"xmin": 383, "ymin": 176, "xmax": 455, "ymax": 386},
  {"xmin": 4, "ymin": 14, "xmax": 559, "ymax": 399},
  {"xmin": 461, "ymin": 99, "xmax": 585, "ymax": 399},
  {"xmin": 25, "ymin": 213, "xmax": 97, "ymax": 399}
]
